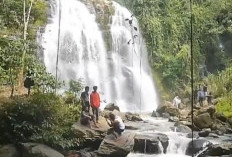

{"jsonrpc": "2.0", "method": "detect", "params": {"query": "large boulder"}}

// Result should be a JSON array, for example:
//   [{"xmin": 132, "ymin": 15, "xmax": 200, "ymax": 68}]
[
  {"xmin": 185, "ymin": 139, "xmax": 212, "ymax": 156},
  {"xmin": 199, "ymin": 142, "xmax": 232, "ymax": 156},
  {"xmin": 133, "ymin": 133, "xmax": 169, "ymax": 154},
  {"xmin": 20, "ymin": 143, "xmax": 64, "ymax": 157},
  {"xmin": 156, "ymin": 101, "xmax": 172, "ymax": 114},
  {"xmin": 0, "ymin": 144, "xmax": 20, "ymax": 157},
  {"xmin": 104, "ymin": 103, "xmax": 120, "ymax": 112},
  {"xmin": 193, "ymin": 113, "xmax": 213, "ymax": 129},
  {"xmin": 72, "ymin": 116, "xmax": 110, "ymax": 149},
  {"xmin": 97, "ymin": 132, "xmax": 135, "ymax": 157}
]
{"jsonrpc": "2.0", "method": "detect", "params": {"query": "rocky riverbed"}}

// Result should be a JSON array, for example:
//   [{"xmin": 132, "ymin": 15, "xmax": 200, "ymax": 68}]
[{"xmin": 1, "ymin": 102, "xmax": 232, "ymax": 157}]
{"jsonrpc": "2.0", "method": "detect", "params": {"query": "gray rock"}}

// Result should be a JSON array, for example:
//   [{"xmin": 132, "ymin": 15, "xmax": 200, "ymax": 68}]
[
  {"xmin": 20, "ymin": 143, "xmax": 64, "ymax": 157},
  {"xmin": 133, "ymin": 133, "xmax": 169, "ymax": 154},
  {"xmin": 125, "ymin": 112, "xmax": 143, "ymax": 121},
  {"xmin": 199, "ymin": 130, "xmax": 210, "ymax": 137},
  {"xmin": 104, "ymin": 103, "xmax": 120, "ymax": 112},
  {"xmin": 0, "ymin": 144, "xmax": 20, "ymax": 157},
  {"xmin": 169, "ymin": 116, "xmax": 179, "ymax": 122},
  {"xmin": 208, "ymin": 133, "xmax": 219, "ymax": 138},
  {"xmin": 200, "ymin": 142, "xmax": 232, "ymax": 156},
  {"xmin": 97, "ymin": 132, "xmax": 135, "ymax": 157},
  {"xmin": 193, "ymin": 113, "xmax": 213, "ymax": 129},
  {"xmin": 186, "ymin": 132, "xmax": 199, "ymax": 139},
  {"xmin": 174, "ymin": 125, "xmax": 192, "ymax": 133},
  {"xmin": 185, "ymin": 139, "xmax": 212, "ymax": 156},
  {"xmin": 151, "ymin": 111, "xmax": 160, "ymax": 117}
]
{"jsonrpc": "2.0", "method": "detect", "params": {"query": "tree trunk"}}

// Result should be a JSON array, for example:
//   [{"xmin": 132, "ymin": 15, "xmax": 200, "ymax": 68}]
[{"xmin": 18, "ymin": 0, "xmax": 33, "ymax": 92}]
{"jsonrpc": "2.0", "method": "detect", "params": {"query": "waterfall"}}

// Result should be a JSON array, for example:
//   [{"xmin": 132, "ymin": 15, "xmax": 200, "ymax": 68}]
[{"xmin": 41, "ymin": 0, "xmax": 158, "ymax": 112}]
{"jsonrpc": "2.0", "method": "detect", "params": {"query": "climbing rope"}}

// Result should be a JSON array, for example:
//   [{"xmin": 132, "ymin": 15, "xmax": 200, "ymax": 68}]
[
  {"xmin": 190, "ymin": 0, "xmax": 194, "ymax": 156},
  {"xmin": 55, "ymin": 0, "xmax": 62, "ymax": 93}
]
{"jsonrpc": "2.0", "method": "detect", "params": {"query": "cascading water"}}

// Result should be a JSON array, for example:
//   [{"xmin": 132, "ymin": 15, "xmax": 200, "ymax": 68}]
[{"xmin": 41, "ymin": 0, "xmax": 158, "ymax": 112}]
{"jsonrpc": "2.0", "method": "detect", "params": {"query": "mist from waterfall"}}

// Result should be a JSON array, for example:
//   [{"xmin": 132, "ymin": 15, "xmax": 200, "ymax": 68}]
[{"xmin": 41, "ymin": 0, "xmax": 158, "ymax": 112}]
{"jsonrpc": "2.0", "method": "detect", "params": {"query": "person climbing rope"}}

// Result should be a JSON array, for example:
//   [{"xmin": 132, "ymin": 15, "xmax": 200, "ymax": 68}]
[{"xmin": 90, "ymin": 86, "xmax": 100, "ymax": 123}]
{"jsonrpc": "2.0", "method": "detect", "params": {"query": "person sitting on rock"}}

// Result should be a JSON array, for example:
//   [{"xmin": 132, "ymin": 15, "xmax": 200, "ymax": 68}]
[
  {"xmin": 80, "ymin": 106, "xmax": 97, "ymax": 128},
  {"xmin": 105, "ymin": 113, "xmax": 125, "ymax": 139}
]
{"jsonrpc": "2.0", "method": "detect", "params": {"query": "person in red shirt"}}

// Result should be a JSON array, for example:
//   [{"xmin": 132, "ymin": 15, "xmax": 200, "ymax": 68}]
[{"xmin": 90, "ymin": 86, "xmax": 100, "ymax": 123}]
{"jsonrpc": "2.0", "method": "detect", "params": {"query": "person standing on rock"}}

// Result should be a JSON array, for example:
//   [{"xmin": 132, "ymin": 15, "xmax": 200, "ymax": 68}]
[
  {"xmin": 203, "ymin": 83, "xmax": 208, "ymax": 99},
  {"xmin": 81, "ymin": 86, "xmax": 90, "ymax": 112},
  {"xmin": 172, "ymin": 96, "xmax": 181, "ymax": 108},
  {"xmin": 105, "ymin": 113, "xmax": 125, "ymax": 139},
  {"xmin": 90, "ymin": 86, "xmax": 100, "ymax": 123},
  {"xmin": 206, "ymin": 92, "xmax": 213, "ymax": 105},
  {"xmin": 198, "ymin": 88, "xmax": 204, "ymax": 107}
]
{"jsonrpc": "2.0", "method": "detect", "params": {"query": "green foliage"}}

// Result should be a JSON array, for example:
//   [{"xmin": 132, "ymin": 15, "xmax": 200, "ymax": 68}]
[
  {"xmin": 69, "ymin": 79, "xmax": 83, "ymax": 96},
  {"xmin": 120, "ymin": 0, "xmax": 232, "ymax": 99},
  {"xmin": 216, "ymin": 93, "xmax": 232, "ymax": 118},
  {"xmin": 0, "ymin": 93, "xmax": 83, "ymax": 150}
]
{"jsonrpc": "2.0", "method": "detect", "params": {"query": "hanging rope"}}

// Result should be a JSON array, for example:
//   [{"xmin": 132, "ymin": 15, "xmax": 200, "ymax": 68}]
[
  {"xmin": 190, "ymin": 0, "xmax": 194, "ymax": 156},
  {"xmin": 55, "ymin": 0, "xmax": 62, "ymax": 93}
]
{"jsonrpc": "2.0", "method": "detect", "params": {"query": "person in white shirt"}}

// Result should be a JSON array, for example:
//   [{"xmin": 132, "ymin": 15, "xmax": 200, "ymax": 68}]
[
  {"xmin": 105, "ymin": 113, "xmax": 125, "ymax": 138},
  {"xmin": 172, "ymin": 96, "xmax": 181, "ymax": 108}
]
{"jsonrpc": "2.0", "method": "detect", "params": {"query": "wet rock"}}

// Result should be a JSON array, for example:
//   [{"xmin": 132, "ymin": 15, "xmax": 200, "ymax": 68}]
[
  {"xmin": 168, "ymin": 116, "xmax": 179, "ymax": 122},
  {"xmin": 104, "ymin": 103, "xmax": 120, "ymax": 112},
  {"xmin": 199, "ymin": 142, "xmax": 232, "ymax": 156},
  {"xmin": 151, "ymin": 111, "xmax": 160, "ymax": 117},
  {"xmin": 20, "ymin": 143, "xmax": 64, "ymax": 157},
  {"xmin": 186, "ymin": 132, "xmax": 199, "ymax": 139},
  {"xmin": 208, "ymin": 133, "xmax": 219, "ymax": 138},
  {"xmin": 162, "ymin": 113, "xmax": 170, "ymax": 118},
  {"xmin": 125, "ymin": 112, "xmax": 143, "ymax": 121},
  {"xmin": 199, "ymin": 130, "xmax": 210, "ymax": 137},
  {"xmin": 133, "ymin": 133, "xmax": 169, "ymax": 154},
  {"xmin": 172, "ymin": 125, "xmax": 192, "ymax": 133},
  {"xmin": 97, "ymin": 132, "xmax": 135, "ymax": 157},
  {"xmin": 185, "ymin": 139, "xmax": 212, "ymax": 156},
  {"xmin": 193, "ymin": 113, "xmax": 213, "ymax": 129},
  {"xmin": 0, "ymin": 144, "xmax": 20, "ymax": 157}
]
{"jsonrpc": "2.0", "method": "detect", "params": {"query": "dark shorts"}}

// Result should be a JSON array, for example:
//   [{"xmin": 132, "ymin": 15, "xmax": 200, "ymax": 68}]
[
  {"xmin": 114, "ymin": 128, "xmax": 124, "ymax": 135},
  {"xmin": 80, "ymin": 118, "xmax": 89, "ymax": 125}
]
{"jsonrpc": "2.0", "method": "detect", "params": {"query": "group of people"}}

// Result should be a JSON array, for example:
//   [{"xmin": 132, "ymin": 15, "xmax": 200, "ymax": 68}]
[
  {"xmin": 194, "ymin": 83, "xmax": 212, "ymax": 106},
  {"xmin": 80, "ymin": 86, "xmax": 125, "ymax": 139}
]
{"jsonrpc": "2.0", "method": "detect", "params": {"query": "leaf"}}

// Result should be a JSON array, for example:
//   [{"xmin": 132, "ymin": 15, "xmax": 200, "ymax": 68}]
[{"xmin": 134, "ymin": 27, "xmax": 138, "ymax": 31}]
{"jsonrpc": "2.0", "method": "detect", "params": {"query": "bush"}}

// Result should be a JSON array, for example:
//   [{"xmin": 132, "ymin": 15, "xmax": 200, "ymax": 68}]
[
  {"xmin": 216, "ymin": 93, "xmax": 232, "ymax": 118},
  {"xmin": 0, "ymin": 93, "xmax": 83, "ymax": 150}
]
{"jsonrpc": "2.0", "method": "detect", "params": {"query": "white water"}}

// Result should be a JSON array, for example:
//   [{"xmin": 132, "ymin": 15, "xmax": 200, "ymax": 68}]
[
  {"xmin": 127, "ymin": 116, "xmax": 191, "ymax": 157},
  {"xmin": 41, "ymin": 0, "xmax": 158, "ymax": 112}
]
